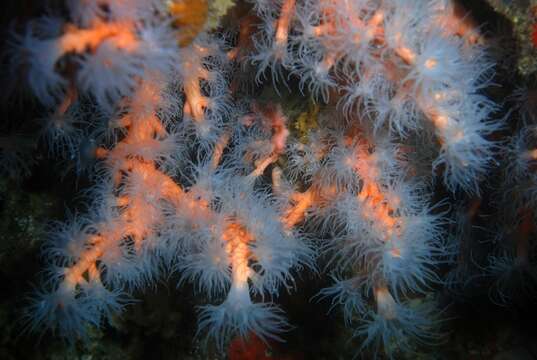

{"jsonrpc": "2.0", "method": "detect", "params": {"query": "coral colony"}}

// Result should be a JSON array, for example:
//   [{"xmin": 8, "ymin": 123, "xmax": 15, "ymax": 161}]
[{"xmin": 8, "ymin": 0, "xmax": 504, "ymax": 357}]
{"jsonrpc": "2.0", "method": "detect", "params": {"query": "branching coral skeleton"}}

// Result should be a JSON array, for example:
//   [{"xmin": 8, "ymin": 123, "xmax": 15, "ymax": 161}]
[{"xmin": 9, "ymin": 0, "xmax": 502, "ymax": 358}]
